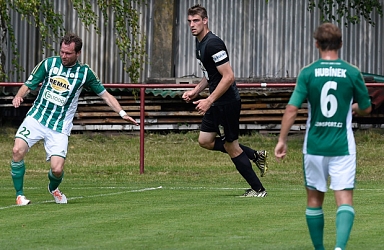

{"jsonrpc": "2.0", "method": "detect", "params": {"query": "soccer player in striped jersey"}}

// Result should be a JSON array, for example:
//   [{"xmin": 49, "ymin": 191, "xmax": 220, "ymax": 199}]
[
  {"xmin": 274, "ymin": 23, "xmax": 372, "ymax": 250},
  {"xmin": 11, "ymin": 33, "xmax": 138, "ymax": 206}
]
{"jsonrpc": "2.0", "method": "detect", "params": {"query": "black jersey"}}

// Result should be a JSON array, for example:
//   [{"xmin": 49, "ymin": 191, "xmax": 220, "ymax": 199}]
[{"xmin": 195, "ymin": 31, "xmax": 240, "ymax": 105}]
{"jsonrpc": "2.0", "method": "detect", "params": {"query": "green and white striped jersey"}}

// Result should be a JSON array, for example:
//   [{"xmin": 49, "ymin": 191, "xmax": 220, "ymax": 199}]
[
  {"xmin": 289, "ymin": 59, "xmax": 371, "ymax": 156},
  {"xmin": 24, "ymin": 56, "xmax": 106, "ymax": 135}
]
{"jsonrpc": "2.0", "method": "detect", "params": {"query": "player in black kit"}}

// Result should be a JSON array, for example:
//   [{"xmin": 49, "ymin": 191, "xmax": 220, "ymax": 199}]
[{"xmin": 182, "ymin": 4, "xmax": 268, "ymax": 197}]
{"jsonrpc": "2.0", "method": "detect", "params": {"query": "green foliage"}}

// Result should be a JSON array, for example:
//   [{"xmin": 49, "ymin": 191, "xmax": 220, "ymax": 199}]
[
  {"xmin": 71, "ymin": 0, "xmax": 147, "ymax": 83},
  {"xmin": 10, "ymin": 0, "xmax": 65, "ymax": 50},
  {"xmin": 0, "ymin": 1, "xmax": 12, "ymax": 82},
  {"xmin": 308, "ymin": 0, "xmax": 384, "ymax": 26},
  {"xmin": 98, "ymin": 0, "xmax": 146, "ymax": 83},
  {"xmin": 1, "ymin": 0, "xmax": 62, "ymax": 81},
  {"xmin": 0, "ymin": 0, "xmax": 146, "ymax": 83}
]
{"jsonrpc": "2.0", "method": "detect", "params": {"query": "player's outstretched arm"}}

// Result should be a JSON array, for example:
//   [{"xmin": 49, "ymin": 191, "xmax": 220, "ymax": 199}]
[
  {"xmin": 100, "ymin": 91, "xmax": 139, "ymax": 126},
  {"xmin": 12, "ymin": 85, "xmax": 30, "ymax": 108}
]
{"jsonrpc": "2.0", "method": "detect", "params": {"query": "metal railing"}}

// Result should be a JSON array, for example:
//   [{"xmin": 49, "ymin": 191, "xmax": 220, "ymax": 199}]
[{"xmin": 1, "ymin": 82, "xmax": 382, "ymax": 174}]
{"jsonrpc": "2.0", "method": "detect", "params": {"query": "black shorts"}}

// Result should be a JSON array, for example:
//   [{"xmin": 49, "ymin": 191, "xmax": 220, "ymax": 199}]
[{"xmin": 200, "ymin": 100, "xmax": 241, "ymax": 142}]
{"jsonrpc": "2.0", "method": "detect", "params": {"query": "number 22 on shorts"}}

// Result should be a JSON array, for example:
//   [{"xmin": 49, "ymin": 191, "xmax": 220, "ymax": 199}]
[{"xmin": 18, "ymin": 126, "xmax": 31, "ymax": 138}]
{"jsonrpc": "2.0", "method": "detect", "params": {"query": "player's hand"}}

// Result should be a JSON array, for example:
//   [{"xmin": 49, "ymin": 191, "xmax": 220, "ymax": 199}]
[
  {"xmin": 274, "ymin": 141, "xmax": 287, "ymax": 161},
  {"xmin": 122, "ymin": 115, "xmax": 139, "ymax": 126},
  {"xmin": 351, "ymin": 103, "xmax": 358, "ymax": 116},
  {"xmin": 193, "ymin": 98, "xmax": 212, "ymax": 115},
  {"xmin": 12, "ymin": 96, "xmax": 24, "ymax": 108},
  {"xmin": 182, "ymin": 90, "xmax": 196, "ymax": 103}
]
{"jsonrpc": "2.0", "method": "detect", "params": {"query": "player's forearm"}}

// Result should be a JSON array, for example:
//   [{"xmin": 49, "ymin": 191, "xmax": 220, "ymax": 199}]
[
  {"xmin": 15, "ymin": 85, "xmax": 30, "ymax": 98},
  {"xmin": 194, "ymin": 77, "xmax": 209, "ymax": 94},
  {"xmin": 101, "ymin": 91, "xmax": 125, "ymax": 114},
  {"xmin": 278, "ymin": 105, "xmax": 298, "ymax": 143}
]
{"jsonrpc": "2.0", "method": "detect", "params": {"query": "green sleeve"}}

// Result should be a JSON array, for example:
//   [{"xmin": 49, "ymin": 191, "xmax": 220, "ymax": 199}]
[
  {"xmin": 354, "ymin": 72, "xmax": 371, "ymax": 110},
  {"xmin": 24, "ymin": 59, "xmax": 49, "ymax": 90},
  {"xmin": 288, "ymin": 70, "xmax": 308, "ymax": 108},
  {"xmin": 84, "ymin": 66, "xmax": 106, "ymax": 95}
]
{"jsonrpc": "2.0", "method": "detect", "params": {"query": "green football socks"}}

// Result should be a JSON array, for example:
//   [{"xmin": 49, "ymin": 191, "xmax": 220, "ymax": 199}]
[
  {"xmin": 335, "ymin": 204, "xmax": 355, "ymax": 250},
  {"xmin": 11, "ymin": 160, "xmax": 26, "ymax": 197},
  {"xmin": 306, "ymin": 207, "xmax": 325, "ymax": 250},
  {"xmin": 48, "ymin": 169, "xmax": 64, "ymax": 192}
]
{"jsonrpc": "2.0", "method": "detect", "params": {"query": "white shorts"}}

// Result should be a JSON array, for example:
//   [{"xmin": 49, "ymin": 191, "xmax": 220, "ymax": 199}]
[
  {"xmin": 303, "ymin": 154, "xmax": 356, "ymax": 192},
  {"xmin": 15, "ymin": 116, "xmax": 68, "ymax": 161}
]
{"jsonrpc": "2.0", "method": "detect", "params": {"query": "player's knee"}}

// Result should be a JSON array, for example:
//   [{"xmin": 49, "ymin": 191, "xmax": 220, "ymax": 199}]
[
  {"xmin": 198, "ymin": 140, "xmax": 206, "ymax": 148},
  {"xmin": 50, "ymin": 169, "xmax": 63, "ymax": 178},
  {"xmin": 50, "ymin": 156, "xmax": 65, "ymax": 177},
  {"xmin": 12, "ymin": 145, "xmax": 27, "ymax": 161},
  {"xmin": 198, "ymin": 139, "xmax": 212, "ymax": 149}
]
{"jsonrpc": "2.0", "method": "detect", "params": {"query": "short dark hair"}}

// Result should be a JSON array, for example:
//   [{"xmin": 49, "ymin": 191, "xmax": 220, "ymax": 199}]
[
  {"xmin": 313, "ymin": 23, "xmax": 342, "ymax": 51},
  {"xmin": 60, "ymin": 33, "xmax": 83, "ymax": 53},
  {"xmin": 188, "ymin": 4, "xmax": 208, "ymax": 19}
]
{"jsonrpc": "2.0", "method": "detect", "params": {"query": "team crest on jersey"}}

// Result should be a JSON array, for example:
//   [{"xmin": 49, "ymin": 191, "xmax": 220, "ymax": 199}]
[
  {"xmin": 49, "ymin": 76, "xmax": 70, "ymax": 92},
  {"xmin": 197, "ymin": 59, "xmax": 209, "ymax": 80}
]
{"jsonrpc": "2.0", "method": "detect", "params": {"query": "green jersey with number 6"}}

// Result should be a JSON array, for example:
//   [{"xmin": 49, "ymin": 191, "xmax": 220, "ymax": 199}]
[
  {"xmin": 24, "ymin": 56, "xmax": 106, "ymax": 136},
  {"xmin": 288, "ymin": 59, "xmax": 371, "ymax": 156}
]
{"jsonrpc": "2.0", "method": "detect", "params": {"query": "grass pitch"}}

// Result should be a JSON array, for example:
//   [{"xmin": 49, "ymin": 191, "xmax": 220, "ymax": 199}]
[{"xmin": 0, "ymin": 128, "xmax": 383, "ymax": 249}]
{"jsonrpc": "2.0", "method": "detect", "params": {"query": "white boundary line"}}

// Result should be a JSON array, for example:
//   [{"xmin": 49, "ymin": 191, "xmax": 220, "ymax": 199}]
[
  {"xmin": 1, "ymin": 185, "xmax": 383, "ymax": 210},
  {"xmin": 2, "ymin": 186, "xmax": 383, "ymax": 191},
  {"xmin": 0, "ymin": 186, "xmax": 163, "ymax": 210}
]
